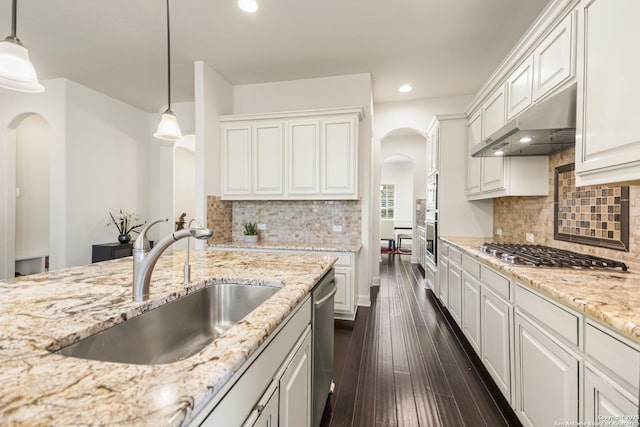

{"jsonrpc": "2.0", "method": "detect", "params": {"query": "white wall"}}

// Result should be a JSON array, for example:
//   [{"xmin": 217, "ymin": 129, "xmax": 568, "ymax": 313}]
[
  {"xmin": 15, "ymin": 114, "xmax": 50, "ymax": 260},
  {"xmin": 0, "ymin": 79, "xmax": 67, "ymax": 279},
  {"xmin": 380, "ymin": 160, "xmax": 413, "ymax": 227},
  {"xmin": 232, "ymin": 73, "xmax": 374, "ymax": 307},
  {"xmin": 64, "ymin": 79, "xmax": 151, "ymax": 267},
  {"xmin": 174, "ymin": 144, "xmax": 196, "ymax": 220}
]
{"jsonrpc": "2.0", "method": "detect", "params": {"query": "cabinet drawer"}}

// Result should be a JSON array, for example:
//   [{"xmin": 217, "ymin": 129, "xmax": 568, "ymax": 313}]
[
  {"xmin": 515, "ymin": 284, "xmax": 579, "ymax": 346},
  {"xmin": 481, "ymin": 266, "xmax": 511, "ymax": 300},
  {"xmin": 439, "ymin": 242, "xmax": 449, "ymax": 257},
  {"xmin": 585, "ymin": 322, "xmax": 640, "ymax": 395},
  {"xmin": 334, "ymin": 253, "xmax": 353, "ymax": 267},
  {"xmin": 461, "ymin": 254, "xmax": 480, "ymax": 280},
  {"xmin": 448, "ymin": 248, "xmax": 462, "ymax": 265}
]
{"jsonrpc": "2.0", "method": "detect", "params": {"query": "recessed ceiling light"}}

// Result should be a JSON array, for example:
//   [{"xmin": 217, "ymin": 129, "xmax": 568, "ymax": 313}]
[
  {"xmin": 494, "ymin": 150, "xmax": 504, "ymax": 156},
  {"xmin": 519, "ymin": 136, "xmax": 532, "ymax": 143},
  {"xmin": 238, "ymin": 0, "xmax": 258, "ymax": 13},
  {"xmin": 398, "ymin": 84, "xmax": 412, "ymax": 93}
]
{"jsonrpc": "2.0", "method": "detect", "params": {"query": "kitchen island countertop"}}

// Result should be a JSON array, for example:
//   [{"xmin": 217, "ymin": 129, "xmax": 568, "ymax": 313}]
[
  {"xmin": 0, "ymin": 250, "xmax": 336, "ymax": 426},
  {"xmin": 441, "ymin": 236, "xmax": 640, "ymax": 344},
  {"xmin": 208, "ymin": 240, "xmax": 362, "ymax": 253}
]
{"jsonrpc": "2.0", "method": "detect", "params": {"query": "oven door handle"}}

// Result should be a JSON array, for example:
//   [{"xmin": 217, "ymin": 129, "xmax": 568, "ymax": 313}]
[{"xmin": 314, "ymin": 283, "xmax": 337, "ymax": 307}]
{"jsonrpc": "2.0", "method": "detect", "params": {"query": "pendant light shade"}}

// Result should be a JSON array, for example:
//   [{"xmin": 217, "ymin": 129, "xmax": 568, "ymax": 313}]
[
  {"xmin": 154, "ymin": 111, "xmax": 183, "ymax": 141},
  {"xmin": 0, "ymin": 0, "xmax": 44, "ymax": 93},
  {"xmin": 154, "ymin": 0, "xmax": 183, "ymax": 141}
]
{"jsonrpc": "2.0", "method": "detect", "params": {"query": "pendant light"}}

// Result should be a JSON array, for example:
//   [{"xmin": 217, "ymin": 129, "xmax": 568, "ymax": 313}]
[
  {"xmin": 0, "ymin": 0, "xmax": 44, "ymax": 93},
  {"xmin": 154, "ymin": 0, "xmax": 183, "ymax": 141}
]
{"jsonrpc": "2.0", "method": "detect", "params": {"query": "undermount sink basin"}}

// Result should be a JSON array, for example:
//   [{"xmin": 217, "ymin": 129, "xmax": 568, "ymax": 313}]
[{"xmin": 55, "ymin": 283, "xmax": 281, "ymax": 365}]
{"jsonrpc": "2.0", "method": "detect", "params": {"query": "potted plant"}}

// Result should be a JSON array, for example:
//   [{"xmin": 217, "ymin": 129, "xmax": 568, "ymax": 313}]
[
  {"xmin": 243, "ymin": 222, "xmax": 258, "ymax": 243},
  {"xmin": 107, "ymin": 209, "xmax": 146, "ymax": 244}
]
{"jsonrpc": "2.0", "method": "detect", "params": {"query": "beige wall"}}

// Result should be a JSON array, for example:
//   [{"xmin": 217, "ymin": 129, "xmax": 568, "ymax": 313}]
[{"xmin": 494, "ymin": 149, "xmax": 640, "ymax": 270}]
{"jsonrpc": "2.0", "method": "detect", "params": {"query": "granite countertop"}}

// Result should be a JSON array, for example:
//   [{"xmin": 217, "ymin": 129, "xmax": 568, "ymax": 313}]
[
  {"xmin": 208, "ymin": 239, "xmax": 362, "ymax": 253},
  {"xmin": 0, "ymin": 250, "xmax": 336, "ymax": 426},
  {"xmin": 441, "ymin": 236, "xmax": 640, "ymax": 344}
]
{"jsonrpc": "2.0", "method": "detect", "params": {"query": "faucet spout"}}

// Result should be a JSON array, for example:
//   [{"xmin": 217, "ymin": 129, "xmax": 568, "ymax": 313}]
[{"xmin": 132, "ymin": 221, "xmax": 213, "ymax": 302}]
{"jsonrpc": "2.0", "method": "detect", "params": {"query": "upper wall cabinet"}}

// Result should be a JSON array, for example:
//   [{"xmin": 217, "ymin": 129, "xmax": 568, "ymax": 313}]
[
  {"xmin": 220, "ymin": 107, "xmax": 363, "ymax": 200},
  {"xmin": 506, "ymin": 57, "xmax": 534, "ymax": 121},
  {"xmin": 574, "ymin": 0, "xmax": 640, "ymax": 185},
  {"xmin": 532, "ymin": 12, "xmax": 575, "ymax": 102}
]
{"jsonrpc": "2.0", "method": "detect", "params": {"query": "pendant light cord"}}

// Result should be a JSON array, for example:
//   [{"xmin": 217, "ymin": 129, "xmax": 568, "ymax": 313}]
[
  {"xmin": 166, "ymin": 0, "xmax": 172, "ymax": 112},
  {"xmin": 11, "ymin": 0, "xmax": 17, "ymax": 38}
]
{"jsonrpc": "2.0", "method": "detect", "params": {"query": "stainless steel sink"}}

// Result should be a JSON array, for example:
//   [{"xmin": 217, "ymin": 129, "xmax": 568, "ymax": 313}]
[{"xmin": 55, "ymin": 284, "xmax": 281, "ymax": 365}]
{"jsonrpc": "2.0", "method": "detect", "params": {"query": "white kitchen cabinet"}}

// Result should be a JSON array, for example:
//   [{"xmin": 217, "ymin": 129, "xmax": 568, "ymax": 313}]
[
  {"xmin": 427, "ymin": 122, "xmax": 439, "ymax": 175},
  {"xmin": 506, "ymin": 57, "xmax": 534, "ymax": 120},
  {"xmin": 321, "ymin": 116, "xmax": 358, "ymax": 196},
  {"xmin": 515, "ymin": 313, "xmax": 580, "ymax": 427},
  {"xmin": 220, "ymin": 107, "xmax": 363, "ymax": 200},
  {"xmin": 425, "ymin": 262, "xmax": 436, "ymax": 292},
  {"xmin": 196, "ymin": 299, "xmax": 311, "ymax": 426},
  {"xmin": 462, "ymin": 272, "xmax": 482, "ymax": 354},
  {"xmin": 437, "ymin": 249, "xmax": 449, "ymax": 308},
  {"xmin": 532, "ymin": 12, "xmax": 575, "ymax": 101},
  {"xmin": 466, "ymin": 111, "xmax": 482, "ymax": 196},
  {"xmin": 584, "ymin": 365, "xmax": 639, "ymax": 424},
  {"xmin": 253, "ymin": 122, "xmax": 285, "ymax": 196},
  {"xmin": 332, "ymin": 252, "xmax": 357, "ymax": 321},
  {"xmin": 417, "ymin": 226, "xmax": 426, "ymax": 270},
  {"xmin": 575, "ymin": 0, "xmax": 640, "ymax": 185},
  {"xmin": 481, "ymin": 286, "xmax": 513, "ymax": 404},
  {"xmin": 287, "ymin": 120, "xmax": 320, "ymax": 195},
  {"xmin": 279, "ymin": 330, "xmax": 312, "ymax": 427},
  {"xmin": 246, "ymin": 383, "xmax": 279, "ymax": 427},
  {"xmin": 448, "ymin": 261, "xmax": 463, "ymax": 327},
  {"xmin": 481, "ymin": 86, "xmax": 507, "ymax": 140},
  {"xmin": 221, "ymin": 124, "xmax": 252, "ymax": 196}
]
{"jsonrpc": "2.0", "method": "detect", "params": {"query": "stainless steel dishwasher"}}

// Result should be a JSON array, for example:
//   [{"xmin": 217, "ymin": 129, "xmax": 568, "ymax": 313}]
[{"xmin": 312, "ymin": 269, "xmax": 337, "ymax": 427}]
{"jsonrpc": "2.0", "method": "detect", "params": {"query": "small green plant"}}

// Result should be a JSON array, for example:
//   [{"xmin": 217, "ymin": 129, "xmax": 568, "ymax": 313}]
[{"xmin": 243, "ymin": 222, "xmax": 258, "ymax": 236}]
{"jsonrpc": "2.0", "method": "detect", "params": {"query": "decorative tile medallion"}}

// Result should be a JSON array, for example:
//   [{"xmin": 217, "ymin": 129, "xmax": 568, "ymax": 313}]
[{"xmin": 554, "ymin": 163, "xmax": 629, "ymax": 251}]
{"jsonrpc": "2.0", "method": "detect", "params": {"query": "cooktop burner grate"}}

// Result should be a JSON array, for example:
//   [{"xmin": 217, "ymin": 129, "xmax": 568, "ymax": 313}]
[{"xmin": 480, "ymin": 243, "xmax": 628, "ymax": 271}]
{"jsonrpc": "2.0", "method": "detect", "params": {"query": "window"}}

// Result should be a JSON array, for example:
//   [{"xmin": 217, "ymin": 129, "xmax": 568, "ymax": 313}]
[{"xmin": 380, "ymin": 184, "xmax": 395, "ymax": 219}]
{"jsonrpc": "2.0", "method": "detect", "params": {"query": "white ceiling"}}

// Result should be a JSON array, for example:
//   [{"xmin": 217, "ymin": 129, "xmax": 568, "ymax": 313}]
[{"xmin": 1, "ymin": 0, "xmax": 551, "ymax": 113}]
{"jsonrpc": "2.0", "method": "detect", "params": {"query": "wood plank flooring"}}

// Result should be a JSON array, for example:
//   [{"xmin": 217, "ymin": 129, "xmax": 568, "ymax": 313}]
[{"xmin": 320, "ymin": 256, "xmax": 521, "ymax": 427}]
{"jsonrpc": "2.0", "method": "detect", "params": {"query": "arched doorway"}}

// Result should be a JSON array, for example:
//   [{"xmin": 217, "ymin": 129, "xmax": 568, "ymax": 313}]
[
  {"xmin": 379, "ymin": 128, "xmax": 427, "ymax": 263},
  {"xmin": 7, "ymin": 113, "xmax": 52, "ymax": 278}
]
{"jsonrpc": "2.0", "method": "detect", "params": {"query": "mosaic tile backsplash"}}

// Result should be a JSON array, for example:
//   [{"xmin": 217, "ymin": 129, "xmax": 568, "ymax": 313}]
[
  {"xmin": 206, "ymin": 196, "xmax": 232, "ymax": 244},
  {"xmin": 229, "ymin": 200, "xmax": 362, "ymax": 245},
  {"xmin": 494, "ymin": 148, "xmax": 640, "ymax": 270},
  {"xmin": 416, "ymin": 198, "xmax": 426, "ymax": 227},
  {"xmin": 554, "ymin": 163, "xmax": 629, "ymax": 250}
]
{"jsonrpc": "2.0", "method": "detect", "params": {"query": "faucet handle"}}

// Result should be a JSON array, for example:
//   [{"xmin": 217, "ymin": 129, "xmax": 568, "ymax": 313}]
[{"xmin": 133, "ymin": 218, "xmax": 168, "ymax": 251}]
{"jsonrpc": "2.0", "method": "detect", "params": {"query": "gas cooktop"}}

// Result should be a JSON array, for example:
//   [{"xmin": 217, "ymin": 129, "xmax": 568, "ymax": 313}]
[{"xmin": 479, "ymin": 243, "xmax": 628, "ymax": 271}]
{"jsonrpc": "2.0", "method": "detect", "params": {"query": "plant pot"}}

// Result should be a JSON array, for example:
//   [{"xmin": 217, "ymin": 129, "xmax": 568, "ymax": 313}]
[
  {"xmin": 118, "ymin": 234, "xmax": 131, "ymax": 244},
  {"xmin": 243, "ymin": 234, "xmax": 258, "ymax": 244}
]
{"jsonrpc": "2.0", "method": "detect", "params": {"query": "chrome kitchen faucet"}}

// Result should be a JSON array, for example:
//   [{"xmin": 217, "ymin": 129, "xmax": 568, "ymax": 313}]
[{"xmin": 132, "ymin": 218, "xmax": 213, "ymax": 302}]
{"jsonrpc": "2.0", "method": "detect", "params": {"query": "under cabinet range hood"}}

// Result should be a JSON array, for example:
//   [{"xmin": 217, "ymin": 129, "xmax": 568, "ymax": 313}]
[{"xmin": 471, "ymin": 84, "xmax": 577, "ymax": 157}]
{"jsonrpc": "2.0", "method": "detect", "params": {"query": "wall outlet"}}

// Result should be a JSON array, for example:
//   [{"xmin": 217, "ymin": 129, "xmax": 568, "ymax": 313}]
[
  {"xmin": 495, "ymin": 227, "xmax": 503, "ymax": 236},
  {"xmin": 526, "ymin": 233, "xmax": 535, "ymax": 243},
  {"xmin": 332, "ymin": 224, "xmax": 343, "ymax": 232},
  {"xmin": 257, "ymin": 223, "xmax": 266, "ymax": 231}
]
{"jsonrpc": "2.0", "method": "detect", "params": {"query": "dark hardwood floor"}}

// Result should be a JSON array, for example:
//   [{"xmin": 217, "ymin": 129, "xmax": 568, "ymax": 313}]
[{"xmin": 320, "ymin": 256, "xmax": 520, "ymax": 427}]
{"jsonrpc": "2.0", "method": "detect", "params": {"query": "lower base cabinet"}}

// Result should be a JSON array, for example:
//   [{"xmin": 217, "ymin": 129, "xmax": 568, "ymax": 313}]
[
  {"xmin": 584, "ymin": 365, "xmax": 639, "ymax": 424},
  {"xmin": 515, "ymin": 313, "xmax": 579, "ymax": 427},
  {"xmin": 193, "ymin": 298, "xmax": 312, "ymax": 426},
  {"xmin": 481, "ymin": 287, "xmax": 512, "ymax": 404},
  {"xmin": 448, "ymin": 263, "xmax": 462, "ymax": 326},
  {"xmin": 462, "ymin": 273, "xmax": 482, "ymax": 354},
  {"xmin": 437, "ymin": 256, "xmax": 448, "ymax": 306}
]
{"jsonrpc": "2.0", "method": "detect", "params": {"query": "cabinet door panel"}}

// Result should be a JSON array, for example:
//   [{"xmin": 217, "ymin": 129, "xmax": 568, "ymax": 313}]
[
  {"xmin": 576, "ymin": 0, "xmax": 640, "ymax": 184},
  {"xmin": 515, "ymin": 314, "xmax": 579, "ymax": 427},
  {"xmin": 584, "ymin": 367, "xmax": 638, "ymax": 424},
  {"xmin": 333, "ymin": 267, "xmax": 351, "ymax": 314},
  {"xmin": 253, "ymin": 123, "xmax": 284, "ymax": 195},
  {"xmin": 250, "ymin": 386, "xmax": 279, "ymax": 427},
  {"xmin": 533, "ymin": 13, "xmax": 574, "ymax": 101},
  {"xmin": 482, "ymin": 87, "xmax": 506, "ymax": 138},
  {"xmin": 448, "ymin": 263, "xmax": 462, "ymax": 326},
  {"xmin": 506, "ymin": 57, "xmax": 534, "ymax": 120},
  {"xmin": 437, "ymin": 257, "xmax": 449, "ymax": 306},
  {"xmin": 466, "ymin": 112, "xmax": 482, "ymax": 195},
  {"xmin": 287, "ymin": 120, "xmax": 320, "ymax": 194},
  {"xmin": 280, "ymin": 332, "xmax": 311, "ymax": 427},
  {"xmin": 222, "ymin": 125, "xmax": 252, "ymax": 195},
  {"xmin": 481, "ymin": 156, "xmax": 505, "ymax": 193},
  {"xmin": 462, "ymin": 273, "xmax": 482, "ymax": 354},
  {"xmin": 321, "ymin": 117, "xmax": 357, "ymax": 195},
  {"xmin": 481, "ymin": 289, "xmax": 512, "ymax": 402}
]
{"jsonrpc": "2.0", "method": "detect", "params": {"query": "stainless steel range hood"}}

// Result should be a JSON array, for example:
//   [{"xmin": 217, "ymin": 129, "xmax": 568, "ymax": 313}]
[{"xmin": 471, "ymin": 84, "xmax": 576, "ymax": 157}]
